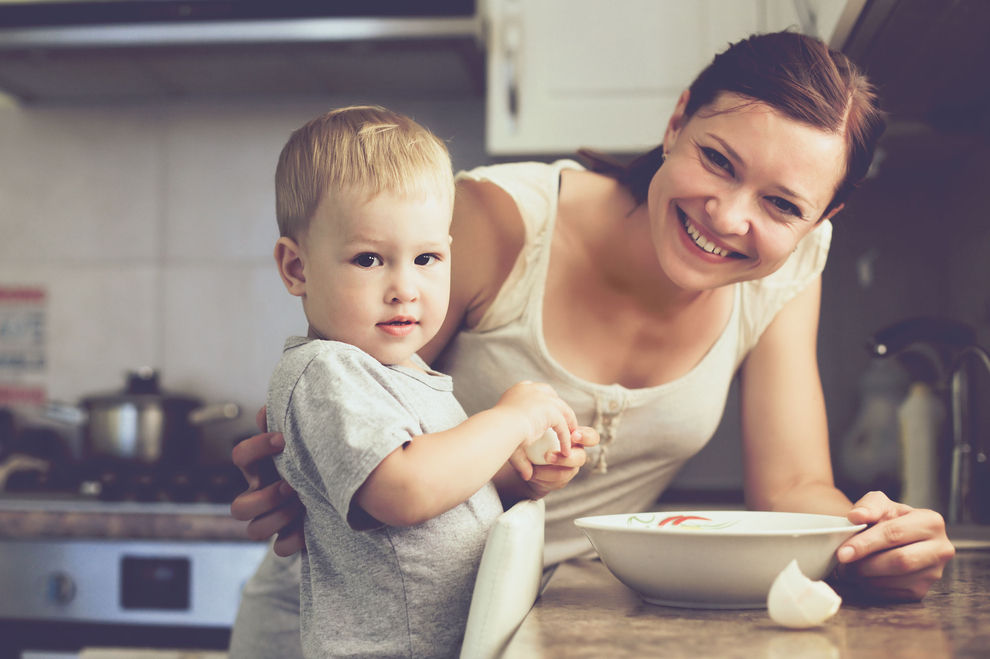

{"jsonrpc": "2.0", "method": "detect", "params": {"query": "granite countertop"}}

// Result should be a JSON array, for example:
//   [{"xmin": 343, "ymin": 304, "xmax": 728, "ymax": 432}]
[
  {"xmin": 504, "ymin": 550, "xmax": 990, "ymax": 658},
  {"xmin": 0, "ymin": 498, "xmax": 252, "ymax": 541}
]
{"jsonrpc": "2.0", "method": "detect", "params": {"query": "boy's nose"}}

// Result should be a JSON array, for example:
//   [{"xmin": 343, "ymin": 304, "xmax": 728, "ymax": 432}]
[{"xmin": 386, "ymin": 269, "xmax": 417, "ymax": 303}]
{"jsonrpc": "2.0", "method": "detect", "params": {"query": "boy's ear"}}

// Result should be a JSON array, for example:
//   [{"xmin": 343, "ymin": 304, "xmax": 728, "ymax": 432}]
[{"xmin": 274, "ymin": 237, "xmax": 307, "ymax": 297}]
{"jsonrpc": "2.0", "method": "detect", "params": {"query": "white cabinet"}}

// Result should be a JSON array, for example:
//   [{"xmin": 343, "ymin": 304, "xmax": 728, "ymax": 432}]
[{"xmin": 482, "ymin": 0, "xmax": 850, "ymax": 155}]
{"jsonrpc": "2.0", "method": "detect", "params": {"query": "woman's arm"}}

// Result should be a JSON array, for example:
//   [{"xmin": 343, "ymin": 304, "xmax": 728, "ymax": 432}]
[
  {"xmin": 739, "ymin": 276, "xmax": 848, "ymax": 513},
  {"xmin": 740, "ymin": 276, "xmax": 954, "ymax": 601},
  {"xmin": 419, "ymin": 178, "xmax": 525, "ymax": 364},
  {"xmin": 230, "ymin": 408, "xmax": 305, "ymax": 556}
]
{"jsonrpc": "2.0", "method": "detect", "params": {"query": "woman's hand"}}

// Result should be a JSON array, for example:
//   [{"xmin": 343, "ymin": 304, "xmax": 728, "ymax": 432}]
[
  {"xmin": 229, "ymin": 407, "xmax": 305, "ymax": 557},
  {"xmin": 502, "ymin": 425, "xmax": 599, "ymax": 500},
  {"xmin": 834, "ymin": 491, "xmax": 955, "ymax": 601}
]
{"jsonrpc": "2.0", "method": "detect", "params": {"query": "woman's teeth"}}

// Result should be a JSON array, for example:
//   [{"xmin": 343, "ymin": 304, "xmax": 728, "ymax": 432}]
[{"xmin": 679, "ymin": 211, "xmax": 733, "ymax": 258}]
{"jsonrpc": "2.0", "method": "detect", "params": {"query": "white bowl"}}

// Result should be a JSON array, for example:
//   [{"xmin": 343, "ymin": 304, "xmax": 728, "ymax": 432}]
[{"xmin": 574, "ymin": 510, "xmax": 865, "ymax": 609}]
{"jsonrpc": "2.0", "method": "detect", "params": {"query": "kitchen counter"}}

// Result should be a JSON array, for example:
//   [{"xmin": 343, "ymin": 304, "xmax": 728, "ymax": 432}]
[
  {"xmin": 503, "ymin": 550, "xmax": 990, "ymax": 658},
  {"xmin": 0, "ymin": 498, "xmax": 252, "ymax": 541}
]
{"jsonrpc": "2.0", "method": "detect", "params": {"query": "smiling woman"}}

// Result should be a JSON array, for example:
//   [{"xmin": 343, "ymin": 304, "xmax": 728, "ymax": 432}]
[
  {"xmin": 228, "ymin": 31, "xmax": 954, "ymax": 658},
  {"xmin": 646, "ymin": 91, "xmax": 848, "ymax": 292}
]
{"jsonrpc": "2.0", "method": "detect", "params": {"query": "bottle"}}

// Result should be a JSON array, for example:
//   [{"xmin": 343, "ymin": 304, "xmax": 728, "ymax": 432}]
[
  {"xmin": 839, "ymin": 360, "xmax": 908, "ymax": 495},
  {"xmin": 897, "ymin": 382, "xmax": 945, "ymax": 510}
]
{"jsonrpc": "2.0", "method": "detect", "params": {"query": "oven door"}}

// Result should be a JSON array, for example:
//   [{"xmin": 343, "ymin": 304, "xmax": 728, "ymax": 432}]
[{"xmin": 0, "ymin": 538, "xmax": 267, "ymax": 656}]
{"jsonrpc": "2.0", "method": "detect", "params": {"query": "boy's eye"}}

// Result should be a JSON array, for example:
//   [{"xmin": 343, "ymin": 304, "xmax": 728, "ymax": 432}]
[
  {"xmin": 353, "ymin": 253, "xmax": 382, "ymax": 268},
  {"xmin": 414, "ymin": 253, "xmax": 439, "ymax": 266},
  {"xmin": 768, "ymin": 196, "xmax": 803, "ymax": 218},
  {"xmin": 702, "ymin": 147, "xmax": 733, "ymax": 175}
]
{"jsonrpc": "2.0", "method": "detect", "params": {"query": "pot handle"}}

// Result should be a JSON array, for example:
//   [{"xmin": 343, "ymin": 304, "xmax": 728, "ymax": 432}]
[
  {"xmin": 42, "ymin": 401, "xmax": 88, "ymax": 426},
  {"xmin": 188, "ymin": 403, "xmax": 240, "ymax": 426}
]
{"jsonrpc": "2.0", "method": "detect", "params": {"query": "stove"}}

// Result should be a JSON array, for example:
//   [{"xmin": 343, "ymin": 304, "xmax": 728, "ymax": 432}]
[{"xmin": 0, "ymin": 453, "xmax": 268, "ymax": 655}]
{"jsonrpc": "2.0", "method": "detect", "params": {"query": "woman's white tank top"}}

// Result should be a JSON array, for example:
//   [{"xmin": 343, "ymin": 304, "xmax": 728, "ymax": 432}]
[{"xmin": 435, "ymin": 159, "xmax": 832, "ymax": 565}]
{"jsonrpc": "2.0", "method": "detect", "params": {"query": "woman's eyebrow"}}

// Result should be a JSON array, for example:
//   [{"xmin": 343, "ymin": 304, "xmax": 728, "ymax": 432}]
[
  {"xmin": 708, "ymin": 134, "xmax": 745, "ymax": 167},
  {"xmin": 709, "ymin": 133, "xmax": 813, "ymax": 207}
]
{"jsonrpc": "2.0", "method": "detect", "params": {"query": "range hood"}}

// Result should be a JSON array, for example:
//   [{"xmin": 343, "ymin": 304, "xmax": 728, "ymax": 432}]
[
  {"xmin": 834, "ymin": 0, "xmax": 990, "ymax": 135},
  {"xmin": 0, "ymin": 0, "xmax": 482, "ymax": 103}
]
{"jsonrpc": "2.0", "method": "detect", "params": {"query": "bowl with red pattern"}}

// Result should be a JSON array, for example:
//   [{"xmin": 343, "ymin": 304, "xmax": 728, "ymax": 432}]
[{"xmin": 574, "ymin": 510, "xmax": 865, "ymax": 609}]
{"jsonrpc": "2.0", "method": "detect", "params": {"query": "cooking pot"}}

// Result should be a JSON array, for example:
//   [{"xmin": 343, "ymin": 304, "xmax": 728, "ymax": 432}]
[{"xmin": 47, "ymin": 367, "xmax": 239, "ymax": 466}]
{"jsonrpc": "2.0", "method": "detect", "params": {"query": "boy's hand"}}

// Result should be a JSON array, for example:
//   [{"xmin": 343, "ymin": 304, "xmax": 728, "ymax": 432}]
[{"xmin": 495, "ymin": 381, "xmax": 578, "ymax": 458}]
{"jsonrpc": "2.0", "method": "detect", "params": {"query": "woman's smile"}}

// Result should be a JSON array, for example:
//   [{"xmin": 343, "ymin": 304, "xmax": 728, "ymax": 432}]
[{"xmin": 676, "ymin": 205, "xmax": 746, "ymax": 259}]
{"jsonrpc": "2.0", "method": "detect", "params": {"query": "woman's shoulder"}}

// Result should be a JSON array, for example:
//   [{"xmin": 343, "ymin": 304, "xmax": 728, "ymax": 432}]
[
  {"xmin": 454, "ymin": 159, "xmax": 584, "ymax": 243},
  {"xmin": 734, "ymin": 220, "xmax": 832, "ymax": 354},
  {"xmin": 753, "ymin": 220, "xmax": 832, "ymax": 291},
  {"xmin": 455, "ymin": 158, "xmax": 584, "ymax": 189}
]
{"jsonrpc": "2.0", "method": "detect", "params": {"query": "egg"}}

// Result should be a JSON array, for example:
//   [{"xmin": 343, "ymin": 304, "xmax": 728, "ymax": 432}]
[
  {"xmin": 767, "ymin": 558, "xmax": 842, "ymax": 628},
  {"xmin": 525, "ymin": 429, "xmax": 561, "ymax": 465}
]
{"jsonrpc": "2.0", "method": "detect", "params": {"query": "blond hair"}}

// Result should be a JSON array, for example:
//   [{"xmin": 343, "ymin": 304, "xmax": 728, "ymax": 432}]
[{"xmin": 275, "ymin": 105, "xmax": 454, "ymax": 239}]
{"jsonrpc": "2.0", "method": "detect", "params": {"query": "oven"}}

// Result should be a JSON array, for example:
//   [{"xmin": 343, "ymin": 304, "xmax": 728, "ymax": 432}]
[{"xmin": 0, "ymin": 419, "xmax": 268, "ymax": 658}]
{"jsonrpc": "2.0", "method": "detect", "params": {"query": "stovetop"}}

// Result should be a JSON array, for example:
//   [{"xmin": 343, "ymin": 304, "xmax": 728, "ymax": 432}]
[
  {"xmin": 0, "ymin": 495, "xmax": 234, "ymax": 516},
  {"xmin": 0, "ymin": 456, "xmax": 248, "ymax": 509}
]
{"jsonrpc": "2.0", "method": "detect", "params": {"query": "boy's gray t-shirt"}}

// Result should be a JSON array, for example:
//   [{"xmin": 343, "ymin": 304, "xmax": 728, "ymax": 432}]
[{"xmin": 268, "ymin": 337, "xmax": 503, "ymax": 658}]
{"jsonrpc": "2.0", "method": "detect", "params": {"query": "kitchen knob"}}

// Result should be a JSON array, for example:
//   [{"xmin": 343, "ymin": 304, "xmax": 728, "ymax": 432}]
[{"xmin": 47, "ymin": 572, "xmax": 76, "ymax": 604}]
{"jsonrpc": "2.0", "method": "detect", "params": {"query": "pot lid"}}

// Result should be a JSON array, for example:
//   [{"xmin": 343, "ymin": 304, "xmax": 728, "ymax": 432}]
[{"xmin": 80, "ymin": 367, "xmax": 201, "ymax": 406}]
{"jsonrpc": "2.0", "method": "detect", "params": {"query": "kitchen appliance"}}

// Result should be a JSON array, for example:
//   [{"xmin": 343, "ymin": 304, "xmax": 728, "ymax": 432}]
[
  {"xmin": 0, "ymin": 511, "xmax": 268, "ymax": 655},
  {"xmin": 0, "ymin": 400, "xmax": 266, "ymax": 656}
]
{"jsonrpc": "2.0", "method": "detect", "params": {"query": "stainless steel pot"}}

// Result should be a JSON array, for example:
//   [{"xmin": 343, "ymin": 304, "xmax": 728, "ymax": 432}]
[{"xmin": 47, "ymin": 367, "xmax": 239, "ymax": 466}]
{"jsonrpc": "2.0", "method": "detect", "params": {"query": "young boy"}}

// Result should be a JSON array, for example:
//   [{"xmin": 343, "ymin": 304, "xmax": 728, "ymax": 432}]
[{"xmin": 268, "ymin": 106, "xmax": 591, "ymax": 657}]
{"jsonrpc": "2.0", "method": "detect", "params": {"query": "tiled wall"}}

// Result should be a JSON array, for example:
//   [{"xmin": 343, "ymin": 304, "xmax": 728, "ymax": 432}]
[
  {"xmin": 2, "ymin": 92, "xmax": 986, "ymax": 493},
  {"xmin": 0, "ymin": 95, "xmax": 488, "ymax": 440}
]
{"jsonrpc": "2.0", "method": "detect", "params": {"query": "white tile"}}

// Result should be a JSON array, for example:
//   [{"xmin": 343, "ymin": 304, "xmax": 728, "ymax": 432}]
[
  {"xmin": 0, "ymin": 105, "xmax": 161, "ymax": 263},
  {"xmin": 161, "ymin": 262, "xmax": 305, "ymax": 411},
  {"xmin": 161, "ymin": 102, "xmax": 320, "ymax": 262}
]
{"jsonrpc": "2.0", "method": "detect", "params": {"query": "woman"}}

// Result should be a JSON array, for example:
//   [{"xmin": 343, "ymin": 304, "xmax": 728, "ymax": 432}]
[{"xmin": 229, "ymin": 30, "xmax": 954, "ymax": 656}]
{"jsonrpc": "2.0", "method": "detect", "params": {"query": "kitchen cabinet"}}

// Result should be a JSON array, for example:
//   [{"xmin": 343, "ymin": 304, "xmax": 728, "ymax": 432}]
[{"xmin": 482, "ymin": 0, "xmax": 850, "ymax": 154}]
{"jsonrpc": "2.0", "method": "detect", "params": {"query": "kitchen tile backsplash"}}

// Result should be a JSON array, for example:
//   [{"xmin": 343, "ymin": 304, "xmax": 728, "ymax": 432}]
[
  {"xmin": 0, "ymin": 106, "xmax": 161, "ymax": 264},
  {"xmin": 0, "ymin": 95, "xmax": 488, "ymax": 429}
]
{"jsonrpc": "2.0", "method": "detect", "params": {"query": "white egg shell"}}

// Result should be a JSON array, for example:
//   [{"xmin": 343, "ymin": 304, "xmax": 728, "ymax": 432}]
[
  {"xmin": 525, "ymin": 429, "xmax": 561, "ymax": 465},
  {"xmin": 767, "ymin": 558, "xmax": 842, "ymax": 629}
]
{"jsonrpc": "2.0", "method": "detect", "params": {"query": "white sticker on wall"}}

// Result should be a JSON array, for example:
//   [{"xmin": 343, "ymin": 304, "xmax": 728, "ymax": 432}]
[{"xmin": 0, "ymin": 286, "xmax": 46, "ymax": 406}]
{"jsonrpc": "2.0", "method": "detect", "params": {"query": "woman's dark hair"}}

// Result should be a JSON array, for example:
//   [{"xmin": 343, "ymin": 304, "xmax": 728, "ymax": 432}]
[{"xmin": 580, "ymin": 30, "xmax": 886, "ymax": 218}]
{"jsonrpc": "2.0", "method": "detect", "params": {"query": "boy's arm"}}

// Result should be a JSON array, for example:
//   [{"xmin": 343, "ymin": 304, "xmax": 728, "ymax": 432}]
[{"xmin": 356, "ymin": 381, "xmax": 577, "ymax": 527}]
